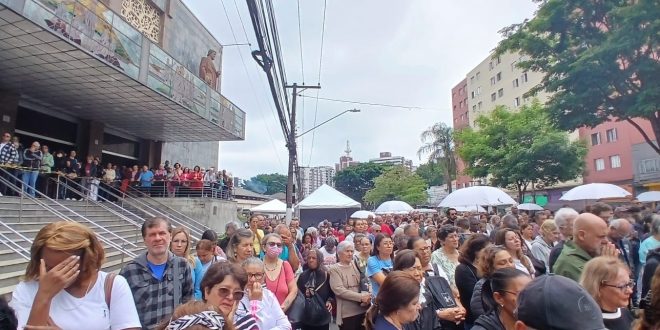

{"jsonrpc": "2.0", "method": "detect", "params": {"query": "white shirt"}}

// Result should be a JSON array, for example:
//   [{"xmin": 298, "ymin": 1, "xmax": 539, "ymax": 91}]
[
  {"xmin": 10, "ymin": 271, "xmax": 141, "ymax": 330},
  {"xmin": 238, "ymin": 286, "xmax": 291, "ymax": 330}
]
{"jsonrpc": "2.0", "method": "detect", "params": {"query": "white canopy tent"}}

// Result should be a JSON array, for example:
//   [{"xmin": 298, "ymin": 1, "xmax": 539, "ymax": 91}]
[
  {"xmin": 296, "ymin": 184, "xmax": 361, "ymax": 227},
  {"xmin": 251, "ymin": 199, "xmax": 287, "ymax": 214}
]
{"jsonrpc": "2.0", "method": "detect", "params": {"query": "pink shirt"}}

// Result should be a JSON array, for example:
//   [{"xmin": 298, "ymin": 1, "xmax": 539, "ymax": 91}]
[{"xmin": 265, "ymin": 261, "xmax": 294, "ymax": 305}]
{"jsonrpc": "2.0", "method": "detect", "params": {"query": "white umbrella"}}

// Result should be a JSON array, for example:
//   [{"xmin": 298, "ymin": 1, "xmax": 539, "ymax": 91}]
[
  {"xmin": 350, "ymin": 210, "xmax": 376, "ymax": 219},
  {"xmin": 414, "ymin": 208, "xmax": 438, "ymax": 214},
  {"xmin": 375, "ymin": 201, "xmax": 414, "ymax": 214},
  {"xmin": 453, "ymin": 205, "xmax": 486, "ymax": 212},
  {"xmin": 559, "ymin": 183, "xmax": 631, "ymax": 201},
  {"xmin": 439, "ymin": 186, "xmax": 517, "ymax": 207},
  {"xmin": 637, "ymin": 191, "xmax": 660, "ymax": 203},
  {"xmin": 517, "ymin": 203, "xmax": 544, "ymax": 211}
]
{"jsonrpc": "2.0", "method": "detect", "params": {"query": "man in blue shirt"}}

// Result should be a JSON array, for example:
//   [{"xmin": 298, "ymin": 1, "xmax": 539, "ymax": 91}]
[{"xmin": 139, "ymin": 165, "xmax": 154, "ymax": 188}]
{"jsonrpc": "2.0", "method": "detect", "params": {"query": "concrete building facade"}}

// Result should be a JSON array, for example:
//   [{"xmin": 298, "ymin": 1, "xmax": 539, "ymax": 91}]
[
  {"xmin": 451, "ymin": 78, "xmax": 471, "ymax": 188},
  {"xmin": 300, "ymin": 166, "xmax": 336, "ymax": 198},
  {"xmin": 369, "ymin": 152, "xmax": 414, "ymax": 171}
]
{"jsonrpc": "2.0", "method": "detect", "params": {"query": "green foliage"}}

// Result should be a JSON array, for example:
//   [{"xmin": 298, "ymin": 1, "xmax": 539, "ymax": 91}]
[
  {"xmin": 415, "ymin": 162, "xmax": 445, "ymax": 187},
  {"xmin": 496, "ymin": 0, "xmax": 660, "ymax": 154},
  {"xmin": 334, "ymin": 162, "xmax": 390, "ymax": 205},
  {"xmin": 364, "ymin": 166, "xmax": 428, "ymax": 207},
  {"xmin": 417, "ymin": 122, "xmax": 457, "ymax": 192},
  {"xmin": 241, "ymin": 173, "xmax": 288, "ymax": 195},
  {"xmin": 455, "ymin": 101, "xmax": 587, "ymax": 202}
]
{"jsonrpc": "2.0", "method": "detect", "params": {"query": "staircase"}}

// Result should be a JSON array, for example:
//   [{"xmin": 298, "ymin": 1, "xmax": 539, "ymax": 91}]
[{"xmin": 0, "ymin": 197, "xmax": 146, "ymax": 295}]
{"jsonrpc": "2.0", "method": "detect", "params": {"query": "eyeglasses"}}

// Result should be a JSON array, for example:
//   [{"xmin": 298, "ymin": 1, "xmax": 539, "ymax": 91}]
[
  {"xmin": 247, "ymin": 272, "xmax": 265, "ymax": 280},
  {"xmin": 215, "ymin": 287, "xmax": 245, "ymax": 301},
  {"xmin": 500, "ymin": 290, "xmax": 521, "ymax": 296},
  {"xmin": 601, "ymin": 280, "xmax": 635, "ymax": 291},
  {"xmin": 266, "ymin": 242, "xmax": 283, "ymax": 248}
]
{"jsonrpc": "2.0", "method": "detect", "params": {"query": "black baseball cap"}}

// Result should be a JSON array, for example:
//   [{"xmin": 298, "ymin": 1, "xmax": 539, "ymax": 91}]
[{"xmin": 516, "ymin": 274, "xmax": 606, "ymax": 330}]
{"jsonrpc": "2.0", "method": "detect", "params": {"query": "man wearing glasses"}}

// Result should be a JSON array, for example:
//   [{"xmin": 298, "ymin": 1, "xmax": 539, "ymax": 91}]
[
  {"xmin": 445, "ymin": 208, "xmax": 458, "ymax": 226},
  {"xmin": 0, "ymin": 132, "xmax": 18, "ymax": 196}
]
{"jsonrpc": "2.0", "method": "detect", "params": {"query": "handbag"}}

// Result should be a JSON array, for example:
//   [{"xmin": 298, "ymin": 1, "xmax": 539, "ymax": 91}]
[
  {"xmin": 286, "ymin": 290, "xmax": 306, "ymax": 323},
  {"xmin": 354, "ymin": 260, "xmax": 369, "ymax": 293},
  {"xmin": 301, "ymin": 272, "xmax": 332, "ymax": 326}
]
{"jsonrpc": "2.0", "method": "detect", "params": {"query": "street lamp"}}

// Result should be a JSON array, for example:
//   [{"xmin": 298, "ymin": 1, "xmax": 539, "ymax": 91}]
[{"xmin": 295, "ymin": 109, "xmax": 360, "ymax": 138}]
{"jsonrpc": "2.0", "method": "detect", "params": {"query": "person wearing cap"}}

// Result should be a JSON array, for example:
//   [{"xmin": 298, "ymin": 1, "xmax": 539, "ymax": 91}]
[
  {"xmin": 553, "ymin": 213, "xmax": 619, "ymax": 282},
  {"xmin": 514, "ymin": 274, "xmax": 607, "ymax": 330},
  {"xmin": 579, "ymin": 256, "xmax": 635, "ymax": 330}
]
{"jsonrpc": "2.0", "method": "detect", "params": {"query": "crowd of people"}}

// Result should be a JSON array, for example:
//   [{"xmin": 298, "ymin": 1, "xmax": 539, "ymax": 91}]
[
  {"xmin": 0, "ymin": 131, "xmax": 234, "ymax": 200},
  {"xmin": 1, "ymin": 200, "xmax": 660, "ymax": 330}
]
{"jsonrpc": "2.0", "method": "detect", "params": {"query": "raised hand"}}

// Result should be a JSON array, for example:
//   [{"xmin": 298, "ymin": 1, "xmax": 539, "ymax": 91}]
[
  {"xmin": 37, "ymin": 256, "xmax": 80, "ymax": 299},
  {"xmin": 247, "ymin": 282, "xmax": 263, "ymax": 301}
]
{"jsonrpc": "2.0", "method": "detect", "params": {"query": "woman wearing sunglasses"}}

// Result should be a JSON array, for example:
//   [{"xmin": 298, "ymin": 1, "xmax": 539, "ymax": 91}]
[
  {"xmin": 239, "ymin": 257, "xmax": 291, "ymax": 329},
  {"xmin": 579, "ymin": 256, "xmax": 635, "ymax": 330},
  {"xmin": 200, "ymin": 262, "xmax": 258, "ymax": 330},
  {"xmin": 262, "ymin": 233, "xmax": 298, "ymax": 312}
]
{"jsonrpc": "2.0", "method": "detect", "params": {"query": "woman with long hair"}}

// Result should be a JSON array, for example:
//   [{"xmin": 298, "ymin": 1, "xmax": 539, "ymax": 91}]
[
  {"xmin": 367, "ymin": 234, "xmax": 394, "ymax": 298},
  {"xmin": 494, "ymin": 229, "xmax": 534, "ymax": 276},
  {"xmin": 196, "ymin": 239, "xmax": 225, "ymax": 300},
  {"xmin": 10, "ymin": 221, "xmax": 141, "ymax": 329},
  {"xmin": 634, "ymin": 265, "xmax": 660, "ymax": 330},
  {"xmin": 580, "ymin": 257, "xmax": 635, "ymax": 330},
  {"xmin": 455, "ymin": 234, "xmax": 490, "ymax": 329},
  {"xmin": 190, "ymin": 165, "xmax": 204, "ymax": 190},
  {"xmin": 393, "ymin": 250, "xmax": 465, "ymax": 330},
  {"xmin": 469, "ymin": 246, "xmax": 515, "ymax": 320},
  {"xmin": 170, "ymin": 227, "xmax": 203, "ymax": 300},
  {"xmin": 530, "ymin": 220, "xmax": 559, "ymax": 273},
  {"xmin": 226, "ymin": 229, "xmax": 255, "ymax": 265},
  {"xmin": 297, "ymin": 248, "xmax": 334, "ymax": 330},
  {"xmin": 363, "ymin": 271, "xmax": 421, "ymax": 330},
  {"xmin": 430, "ymin": 225, "xmax": 461, "ymax": 287},
  {"xmin": 200, "ymin": 262, "xmax": 258, "ymax": 330},
  {"xmin": 471, "ymin": 268, "xmax": 531, "ymax": 330},
  {"xmin": 330, "ymin": 241, "xmax": 370, "ymax": 330},
  {"xmin": 262, "ymin": 233, "xmax": 298, "ymax": 312},
  {"xmin": 157, "ymin": 301, "xmax": 236, "ymax": 330},
  {"xmin": 239, "ymin": 257, "xmax": 291, "ymax": 330},
  {"xmin": 519, "ymin": 224, "xmax": 534, "ymax": 252}
]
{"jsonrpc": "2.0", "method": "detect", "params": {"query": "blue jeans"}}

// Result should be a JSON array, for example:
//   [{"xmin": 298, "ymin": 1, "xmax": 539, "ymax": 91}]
[{"xmin": 22, "ymin": 170, "xmax": 39, "ymax": 197}]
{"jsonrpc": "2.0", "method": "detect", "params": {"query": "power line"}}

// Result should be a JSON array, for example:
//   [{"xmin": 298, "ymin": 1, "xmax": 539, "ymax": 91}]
[
  {"xmin": 296, "ymin": 0, "xmax": 305, "ymax": 83},
  {"xmin": 232, "ymin": 0, "xmax": 252, "ymax": 43},
  {"xmin": 307, "ymin": 0, "xmax": 328, "ymax": 166},
  {"xmin": 298, "ymin": 94, "xmax": 448, "ymax": 111},
  {"xmin": 220, "ymin": 0, "xmax": 284, "ymax": 169}
]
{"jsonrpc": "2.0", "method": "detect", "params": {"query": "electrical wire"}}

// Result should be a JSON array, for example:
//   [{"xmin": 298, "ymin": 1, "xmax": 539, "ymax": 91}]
[
  {"xmin": 306, "ymin": 0, "xmax": 328, "ymax": 166},
  {"xmin": 298, "ymin": 94, "xmax": 448, "ymax": 111},
  {"xmin": 220, "ymin": 0, "xmax": 284, "ymax": 169},
  {"xmin": 297, "ymin": 0, "xmax": 305, "ymax": 83}
]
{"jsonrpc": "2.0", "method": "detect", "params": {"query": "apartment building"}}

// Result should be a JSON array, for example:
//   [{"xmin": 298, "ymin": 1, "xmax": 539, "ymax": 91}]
[{"xmin": 300, "ymin": 166, "xmax": 336, "ymax": 198}]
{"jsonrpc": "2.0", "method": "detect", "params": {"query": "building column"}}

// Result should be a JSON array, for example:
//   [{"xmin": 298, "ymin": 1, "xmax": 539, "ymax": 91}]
[
  {"xmin": 77, "ymin": 120, "xmax": 104, "ymax": 159},
  {"xmin": 0, "ymin": 91, "xmax": 19, "ymax": 135}
]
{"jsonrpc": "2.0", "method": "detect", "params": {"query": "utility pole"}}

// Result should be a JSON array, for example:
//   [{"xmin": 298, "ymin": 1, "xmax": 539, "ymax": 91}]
[{"xmin": 285, "ymin": 83, "xmax": 320, "ymax": 224}]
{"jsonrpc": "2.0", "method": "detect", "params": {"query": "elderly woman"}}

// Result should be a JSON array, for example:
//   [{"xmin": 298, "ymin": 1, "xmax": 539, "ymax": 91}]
[
  {"xmin": 580, "ymin": 257, "xmax": 635, "ymax": 330},
  {"xmin": 329, "ymin": 241, "xmax": 370, "ymax": 330},
  {"xmin": 226, "ymin": 229, "xmax": 255, "ymax": 265},
  {"xmin": 240, "ymin": 257, "xmax": 291, "ymax": 330},
  {"xmin": 430, "ymin": 225, "xmax": 461, "ymax": 287},
  {"xmin": 200, "ymin": 262, "xmax": 258, "ymax": 330},
  {"xmin": 157, "ymin": 301, "xmax": 235, "ymax": 330},
  {"xmin": 297, "ymin": 248, "xmax": 334, "ymax": 330},
  {"xmin": 10, "ymin": 221, "xmax": 141, "ymax": 329},
  {"xmin": 530, "ymin": 220, "xmax": 559, "ymax": 273}
]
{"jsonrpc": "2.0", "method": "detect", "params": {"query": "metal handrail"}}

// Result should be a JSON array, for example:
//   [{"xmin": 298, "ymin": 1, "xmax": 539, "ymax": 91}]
[
  {"xmin": 0, "ymin": 168, "xmax": 138, "ymax": 257},
  {"xmin": 0, "ymin": 221, "xmax": 31, "ymax": 260},
  {"xmin": 124, "ymin": 184, "xmax": 210, "ymax": 235},
  {"xmin": 47, "ymin": 176, "xmax": 144, "ymax": 231}
]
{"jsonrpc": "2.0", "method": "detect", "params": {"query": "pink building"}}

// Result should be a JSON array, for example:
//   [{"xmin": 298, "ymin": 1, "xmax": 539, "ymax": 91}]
[
  {"xmin": 451, "ymin": 79, "xmax": 472, "ymax": 188},
  {"xmin": 580, "ymin": 118, "xmax": 653, "ymax": 192}
]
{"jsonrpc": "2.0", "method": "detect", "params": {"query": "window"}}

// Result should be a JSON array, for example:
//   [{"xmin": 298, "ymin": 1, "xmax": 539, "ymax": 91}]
[
  {"xmin": 470, "ymin": 76, "xmax": 475, "ymax": 84},
  {"xmin": 610, "ymin": 155, "xmax": 621, "ymax": 168},
  {"xmin": 473, "ymin": 105, "xmax": 477, "ymax": 111},
  {"xmin": 476, "ymin": 72, "xmax": 481, "ymax": 80},
  {"xmin": 460, "ymin": 114, "xmax": 465, "ymax": 121},
  {"xmin": 490, "ymin": 77, "xmax": 496, "ymax": 85},
  {"xmin": 513, "ymin": 79, "xmax": 519, "ymax": 88},
  {"xmin": 496, "ymin": 57, "xmax": 502, "ymax": 64},
  {"xmin": 511, "ymin": 61, "xmax": 517, "ymax": 71},
  {"xmin": 514, "ymin": 97, "xmax": 520, "ymax": 107},
  {"xmin": 595, "ymin": 158, "xmax": 605, "ymax": 171},
  {"xmin": 496, "ymin": 72, "xmax": 502, "ymax": 81},
  {"xmin": 591, "ymin": 132, "xmax": 601, "ymax": 146},
  {"xmin": 498, "ymin": 88, "xmax": 504, "ymax": 97},
  {"xmin": 477, "ymin": 87, "xmax": 482, "ymax": 95},
  {"xmin": 640, "ymin": 158, "xmax": 660, "ymax": 174},
  {"xmin": 489, "ymin": 62, "xmax": 494, "ymax": 70},
  {"xmin": 478, "ymin": 101, "xmax": 482, "ymax": 109},
  {"xmin": 471, "ymin": 91, "xmax": 475, "ymax": 99},
  {"xmin": 606, "ymin": 128, "xmax": 618, "ymax": 142},
  {"xmin": 522, "ymin": 72, "xmax": 528, "ymax": 82},
  {"xmin": 459, "ymin": 100, "xmax": 463, "ymax": 108},
  {"xmin": 491, "ymin": 93, "xmax": 497, "ymax": 101}
]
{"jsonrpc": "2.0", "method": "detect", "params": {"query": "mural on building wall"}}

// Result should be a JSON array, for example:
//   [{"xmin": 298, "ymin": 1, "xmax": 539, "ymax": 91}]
[
  {"xmin": 120, "ymin": 0, "xmax": 160, "ymax": 43},
  {"xmin": 164, "ymin": 0, "xmax": 222, "ymax": 92},
  {"xmin": 24, "ymin": 0, "xmax": 141, "ymax": 78}
]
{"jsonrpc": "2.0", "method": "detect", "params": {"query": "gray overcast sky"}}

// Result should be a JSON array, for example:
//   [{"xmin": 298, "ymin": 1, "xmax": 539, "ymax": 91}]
[{"xmin": 182, "ymin": 0, "xmax": 538, "ymax": 179}]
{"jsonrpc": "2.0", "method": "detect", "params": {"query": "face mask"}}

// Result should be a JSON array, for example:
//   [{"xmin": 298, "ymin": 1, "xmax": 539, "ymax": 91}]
[{"xmin": 266, "ymin": 245, "xmax": 283, "ymax": 258}]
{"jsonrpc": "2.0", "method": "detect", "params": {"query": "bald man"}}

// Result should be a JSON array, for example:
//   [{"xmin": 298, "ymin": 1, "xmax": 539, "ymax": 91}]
[
  {"xmin": 553, "ymin": 213, "xmax": 619, "ymax": 282},
  {"xmin": 608, "ymin": 218, "xmax": 634, "ymax": 271}
]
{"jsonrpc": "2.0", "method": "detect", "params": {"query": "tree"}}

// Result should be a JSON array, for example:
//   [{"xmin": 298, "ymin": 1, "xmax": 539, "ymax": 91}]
[
  {"xmin": 364, "ymin": 166, "xmax": 428, "ymax": 207},
  {"xmin": 496, "ymin": 0, "xmax": 660, "ymax": 154},
  {"xmin": 334, "ymin": 162, "xmax": 389, "ymax": 205},
  {"xmin": 455, "ymin": 101, "xmax": 587, "ymax": 202},
  {"xmin": 417, "ymin": 122, "xmax": 457, "ymax": 192},
  {"xmin": 415, "ymin": 162, "xmax": 446, "ymax": 187},
  {"xmin": 241, "ymin": 173, "xmax": 287, "ymax": 195}
]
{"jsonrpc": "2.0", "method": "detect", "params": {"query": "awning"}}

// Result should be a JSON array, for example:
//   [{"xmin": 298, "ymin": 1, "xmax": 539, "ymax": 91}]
[{"xmin": 0, "ymin": 4, "xmax": 244, "ymax": 142}]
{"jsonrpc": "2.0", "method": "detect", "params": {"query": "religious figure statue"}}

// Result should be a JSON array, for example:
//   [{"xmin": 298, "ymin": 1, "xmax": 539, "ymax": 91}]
[{"xmin": 199, "ymin": 49, "xmax": 220, "ymax": 91}]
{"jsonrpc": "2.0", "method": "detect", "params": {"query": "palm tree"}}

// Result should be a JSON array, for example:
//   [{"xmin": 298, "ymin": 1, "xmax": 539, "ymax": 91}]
[{"xmin": 417, "ymin": 122, "xmax": 457, "ymax": 192}]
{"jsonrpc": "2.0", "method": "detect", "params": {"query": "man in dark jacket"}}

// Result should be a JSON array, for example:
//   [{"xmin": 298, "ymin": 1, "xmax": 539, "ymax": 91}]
[{"xmin": 641, "ymin": 247, "xmax": 660, "ymax": 299}]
